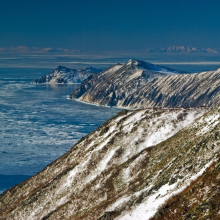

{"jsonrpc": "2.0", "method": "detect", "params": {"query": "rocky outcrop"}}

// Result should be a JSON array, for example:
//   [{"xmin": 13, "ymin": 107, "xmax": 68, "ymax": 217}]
[
  {"xmin": 71, "ymin": 59, "xmax": 186, "ymax": 106},
  {"xmin": 1, "ymin": 106, "xmax": 220, "ymax": 219},
  {"xmin": 33, "ymin": 66, "xmax": 101, "ymax": 84}
]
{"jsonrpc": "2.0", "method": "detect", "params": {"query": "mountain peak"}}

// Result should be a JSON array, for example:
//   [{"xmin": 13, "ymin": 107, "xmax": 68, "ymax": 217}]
[
  {"xmin": 56, "ymin": 65, "xmax": 70, "ymax": 71},
  {"xmin": 127, "ymin": 59, "xmax": 142, "ymax": 66},
  {"xmin": 125, "ymin": 59, "xmax": 186, "ymax": 75},
  {"xmin": 71, "ymin": 59, "xmax": 186, "ymax": 106}
]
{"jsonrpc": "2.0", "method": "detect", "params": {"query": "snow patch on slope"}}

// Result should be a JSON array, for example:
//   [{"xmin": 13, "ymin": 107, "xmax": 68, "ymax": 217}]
[
  {"xmin": 118, "ymin": 159, "xmax": 215, "ymax": 220},
  {"xmin": 57, "ymin": 109, "xmax": 203, "ymax": 210},
  {"xmin": 143, "ymin": 111, "xmax": 201, "ymax": 149},
  {"xmin": 2, "ymin": 107, "xmax": 212, "ymax": 220},
  {"xmin": 197, "ymin": 113, "xmax": 220, "ymax": 135}
]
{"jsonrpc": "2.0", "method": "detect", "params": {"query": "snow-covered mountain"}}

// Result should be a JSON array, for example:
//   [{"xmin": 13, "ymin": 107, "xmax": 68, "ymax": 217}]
[
  {"xmin": 71, "ymin": 60, "xmax": 220, "ymax": 109},
  {"xmin": 1, "ymin": 106, "xmax": 220, "ymax": 219},
  {"xmin": 33, "ymin": 66, "xmax": 102, "ymax": 84},
  {"xmin": 71, "ymin": 59, "xmax": 186, "ymax": 106},
  {"xmin": 121, "ymin": 68, "xmax": 220, "ymax": 108}
]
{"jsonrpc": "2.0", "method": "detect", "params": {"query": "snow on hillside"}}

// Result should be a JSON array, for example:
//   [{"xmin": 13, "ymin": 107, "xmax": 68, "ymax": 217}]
[
  {"xmin": 71, "ymin": 59, "xmax": 187, "ymax": 107},
  {"xmin": 126, "ymin": 59, "xmax": 186, "ymax": 75},
  {"xmin": 118, "ymin": 160, "xmax": 215, "ymax": 220},
  {"xmin": 122, "ymin": 68, "xmax": 220, "ymax": 109},
  {"xmin": 0, "ymin": 107, "xmax": 213, "ymax": 219}
]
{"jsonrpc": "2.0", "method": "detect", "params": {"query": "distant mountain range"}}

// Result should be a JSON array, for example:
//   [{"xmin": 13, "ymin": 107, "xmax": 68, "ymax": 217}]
[
  {"xmin": 1, "ymin": 46, "xmax": 220, "ymax": 53},
  {"xmin": 0, "ymin": 46, "xmax": 81, "ymax": 53},
  {"xmin": 145, "ymin": 46, "xmax": 220, "ymax": 53}
]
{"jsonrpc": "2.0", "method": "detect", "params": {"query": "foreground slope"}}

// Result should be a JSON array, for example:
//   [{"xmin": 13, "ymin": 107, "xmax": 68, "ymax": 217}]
[
  {"xmin": 121, "ymin": 68, "xmax": 220, "ymax": 109},
  {"xmin": 152, "ymin": 157, "xmax": 220, "ymax": 220},
  {"xmin": 2, "ymin": 106, "xmax": 220, "ymax": 219},
  {"xmin": 71, "ymin": 59, "xmax": 185, "ymax": 106},
  {"xmin": 33, "ymin": 66, "xmax": 101, "ymax": 84}
]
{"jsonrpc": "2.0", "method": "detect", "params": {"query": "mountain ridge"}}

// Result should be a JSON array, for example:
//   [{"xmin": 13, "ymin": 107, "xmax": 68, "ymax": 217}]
[
  {"xmin": 121, "ymin": 68, "xmax": 220, "ymax": 109},
  {"xmin": 71, "ymin": 60, "xmax": 220, "ymax": 109},
  {"xmin": 145, "ymin": 46, "xmax": 220, "ymax": 53},
  {"xmin": 71, "ymin": 59, "xmax": 186, "ymax": 106},
  {"xmin": 1, "ymin": 46, "xmax": 220, "ymax": 54}
]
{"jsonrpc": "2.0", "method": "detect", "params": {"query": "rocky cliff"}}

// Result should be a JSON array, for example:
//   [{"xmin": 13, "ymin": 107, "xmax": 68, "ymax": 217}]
[
  {"xmin": 1, "ymin": 106, "xmax": 220, "ymax": 219},
  {"xmin": 33, "ymin": 66, "xmax": 102, "ymax": 84},
  {"xmin": 71, "ymin": 59, "xmax": 186, "ymax": 106}
]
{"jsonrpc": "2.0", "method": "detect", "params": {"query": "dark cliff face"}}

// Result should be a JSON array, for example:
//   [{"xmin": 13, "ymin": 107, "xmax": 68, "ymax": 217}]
[
  {"xmin": 1, "ymin": 106, "xmax": 219, "ymax": 219},
  {"xmin": 71, "ymin": 59, "xmax": 184, "ymax": 106},
  {"xmin": 33, "ymin": 66, "xmax": 102, "ymax": 84},
  {"xmin": 122, "ymin": 69, "xmax": 220, "ymax": 108}
]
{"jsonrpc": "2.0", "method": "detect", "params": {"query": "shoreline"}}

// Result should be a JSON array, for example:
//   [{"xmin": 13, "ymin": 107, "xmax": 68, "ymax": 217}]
[
  {"xmin": 33, "ymin": 82, "xmax": 81, "ymax": 85},
  {"xmin": 67, "ymin": 97, "xmax": 213, "ymax": 111},
  {"xmin": 68, "ymin": 96, "xmax": 133, "ymax": 110}
]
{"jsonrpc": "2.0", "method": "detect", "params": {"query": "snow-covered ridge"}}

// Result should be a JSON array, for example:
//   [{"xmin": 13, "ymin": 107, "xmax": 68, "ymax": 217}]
[
  {"xmin": 70, "ymin": 59, "xmax": 220, "ymax": 109},
  {"xmin": 1, "ymin": 106, "xmax": 219, "ymax": 220},
  {"xmin": 126, "ymin": 59, "xmax": 186, "ymax": 74},
  {"xmin": 33, "ymin": 65, "xmax": 102, "ymax": 84},
  {"xmin": 71, "ymin": 59, "xmax": 186, "ymax": 107},
  {"xmin": 121, "ymin": 68, "xmax": 220, "ymax": 108}
]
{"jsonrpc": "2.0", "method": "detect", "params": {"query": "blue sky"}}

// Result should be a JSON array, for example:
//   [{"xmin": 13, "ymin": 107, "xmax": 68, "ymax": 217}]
[{"xmin": 1, "ymin": 0, "xmax": 220, "ymax": 51}]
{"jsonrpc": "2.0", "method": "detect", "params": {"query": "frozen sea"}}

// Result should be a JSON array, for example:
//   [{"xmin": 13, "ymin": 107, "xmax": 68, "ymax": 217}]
[{"xmin": 1, "ymin": 52, "xmax": 220, "ymax": 194}]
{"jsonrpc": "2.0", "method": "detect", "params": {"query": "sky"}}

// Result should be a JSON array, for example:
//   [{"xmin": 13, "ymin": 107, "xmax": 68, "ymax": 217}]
[{"xmin": 1, "ymin": 0, "xmax": 220, "ymax": 51}]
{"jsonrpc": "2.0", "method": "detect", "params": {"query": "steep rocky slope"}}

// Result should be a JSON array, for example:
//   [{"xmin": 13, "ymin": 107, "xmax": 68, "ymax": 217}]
[
  {"xmin": 121, "ymin": 68, "xmax": 220, "ymax": 109},
  {"xmin": 1, "ymin": 106, "xmax": 220, "ymax": 219},
  {"xmin": 71, "ymin": 61, "xmax": 220, "ymax": 109},
  {"xmin": 71, "ymin": 59, "xmax": 186, "ymax": 106},
  {"xmin": 33, "ymin": 66, "xmax": 101, "ymax": 84}
]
